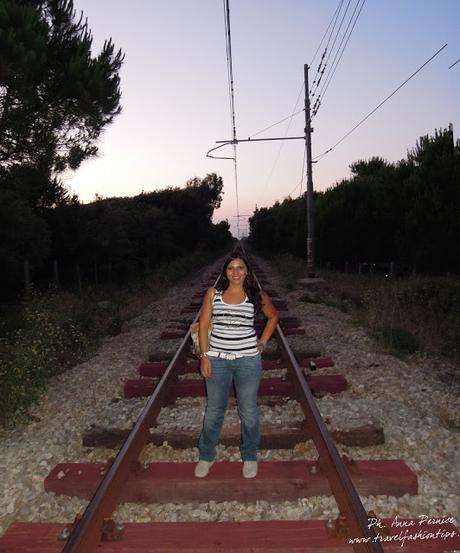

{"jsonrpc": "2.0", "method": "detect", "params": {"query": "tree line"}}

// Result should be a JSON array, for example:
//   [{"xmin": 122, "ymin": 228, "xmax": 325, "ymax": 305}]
[
  {"xmin": 39, "ymin": 174, "xmax": 232, "ymax": 289},
  {"xmin": 249, "ymin": 127, "xmax": 460, "ymax": 275},
  {"xmin": 0, "ymin": 1, "xmax": 232, "ymax": 296}
]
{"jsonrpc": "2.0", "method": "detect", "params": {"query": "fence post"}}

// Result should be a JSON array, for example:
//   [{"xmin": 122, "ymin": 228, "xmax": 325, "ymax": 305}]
[
  {"xmin": 75, "ymin": 263, "xmax": 82, "ymax": 296},
  {"xmin": 53, "ymin": 259, "xmax": 60, "ymax": 288},
  {"xmin": 24, "ymin": 258, "xmax": 31, "ymax": 293}
]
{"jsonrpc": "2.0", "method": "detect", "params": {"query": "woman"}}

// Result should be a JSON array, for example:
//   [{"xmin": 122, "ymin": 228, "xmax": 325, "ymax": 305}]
[{"xmin": 195, "ymin": 253, "xmax": 278, "ymax": 478}]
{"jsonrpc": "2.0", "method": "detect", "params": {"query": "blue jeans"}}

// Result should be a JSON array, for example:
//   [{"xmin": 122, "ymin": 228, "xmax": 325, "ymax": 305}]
[{"xmin": 198, "ymin": 353, "xmax": 262, "ymax": 462}]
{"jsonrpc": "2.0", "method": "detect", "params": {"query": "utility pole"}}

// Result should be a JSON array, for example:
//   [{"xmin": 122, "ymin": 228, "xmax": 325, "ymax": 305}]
[
  {"xmin": 209, "ymin": 63, "xmax": 316, "ymax": 271},
  {"xmin": 304, "ymin": 64, "xmax": 315, "ymax": 277}
]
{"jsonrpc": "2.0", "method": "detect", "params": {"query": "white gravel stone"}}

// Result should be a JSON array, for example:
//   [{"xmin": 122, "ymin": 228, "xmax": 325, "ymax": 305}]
[{"xmin": 0, "ymin": 255, "xmax": 459, "ymax": 539}]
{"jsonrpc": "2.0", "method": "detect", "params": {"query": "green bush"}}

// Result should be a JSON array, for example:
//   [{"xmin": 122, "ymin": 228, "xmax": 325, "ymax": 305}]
[
  {"xmin": 370, "ymin": 324, "xmax": 419, "ymax": 359},
  {"xmin": 395, "ymin": 278, "xmax": 460, "ymax": 356},
  {"xmin": 316, "ymin": 271, "xmax": 459, "ymax": 360},
  {"xmin": 0, "ymin": 289, "xmax": 90, "ymax": 427},
  {"xmin": 0, "ymin": 245, "xmax": 231, "ymax": 428}
]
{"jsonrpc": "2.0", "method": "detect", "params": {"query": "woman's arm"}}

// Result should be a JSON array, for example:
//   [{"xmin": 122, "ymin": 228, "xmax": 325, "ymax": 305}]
[
  {"xmin": 257, "ymin": 291, "xmax": 279, "ymax": 352},
  {"xmin": 198, "ymin": 287, "xmax": 215, "ymax": 378}
]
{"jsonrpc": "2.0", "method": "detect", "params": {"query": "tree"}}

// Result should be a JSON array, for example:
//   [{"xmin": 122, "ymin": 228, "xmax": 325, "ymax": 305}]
[
  {"xmin": 0, "ymin": 189, "xmax": 51, "ymax": 292},
  {"xmin": 0, "ymin": 0, "xmax": 124, "ymax": 206},
  {"xmin": 249, "ymin": 127, "xmax": 460, "ymax": 275},
  {"xmin": 0, "ymin": 0, "xmax": 123, "ymax": 289},
  {"xmin": 400, "ymin": 127, "xmax": 460, "ymax": 273}
]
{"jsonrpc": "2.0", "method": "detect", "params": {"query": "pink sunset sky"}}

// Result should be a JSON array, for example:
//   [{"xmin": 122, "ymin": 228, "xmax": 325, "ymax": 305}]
[{"xmin": 64, "ymin": 1, "xmax": 460, "ymax": 236}]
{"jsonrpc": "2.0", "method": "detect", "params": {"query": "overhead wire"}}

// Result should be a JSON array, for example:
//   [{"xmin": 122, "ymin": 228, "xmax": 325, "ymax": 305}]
[
  {"xmin": 312, "ymin": 0, "xmax": 366, "ymax": 118},
  {"xmin": 310, "ymin": 0, "xmax": 352, "ymax": 99},
  {"xmin": 254, "ymin": 83, "xmax": 305, "ymax": 207},
  {"xmin": 286, "ymin": 147, "xmax": 306, "ymax": 198},
  {"xmin": 212, "ymin": 0, "xmax": 352, "ymax": 209},
  {"xmin": 248, "ymin": 108, "xmax": 305, "ymax": 139},
  {"xmin": 222, "ymin": 0, "xmax": 241, "ymax": 237},
  {"xmin": 310, "ymin": 0, "xmax": 346, "ymax": 90},
  {"xmin": 309, "ymin": 0, "xmax": 345, "ymax": 93},
  {"xmin": 250, "ymin": 0, "xmax": 349, "ymax": 207},
  {"xmin": 313, "ymin": 43, "xmax": 448, "ymax": 161},
  {"xmin": 310, "ymin": 0, "xmax": 344, "ymax": 67}
]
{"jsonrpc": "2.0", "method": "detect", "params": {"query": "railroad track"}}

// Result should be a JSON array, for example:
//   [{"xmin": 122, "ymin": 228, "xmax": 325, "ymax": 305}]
[{"xmin": 1, "ymin": 255, "xmax": 459, "ymax": 552}]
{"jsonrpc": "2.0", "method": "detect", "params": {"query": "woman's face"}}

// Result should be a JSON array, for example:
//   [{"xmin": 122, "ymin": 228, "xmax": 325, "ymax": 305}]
[{"xmin": 226, "ymin": 258, "xmax": 248, "ymax": 285}]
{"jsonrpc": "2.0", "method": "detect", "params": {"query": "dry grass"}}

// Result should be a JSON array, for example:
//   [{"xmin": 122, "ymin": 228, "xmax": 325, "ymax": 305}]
[{"xmin": 271, "ymin": 254, "xmax": 460, "ymax": 363}]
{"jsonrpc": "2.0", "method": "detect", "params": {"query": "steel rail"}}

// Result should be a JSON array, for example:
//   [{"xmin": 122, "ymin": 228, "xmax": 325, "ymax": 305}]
[
  {"xmin": 275, "ymin": 327, "xmax": 384, "ymax": 553},
  {"xmin": 251, "ymin": 266, "xmax": 384, "ymax": 553},
  {"xmin": 61, "ymin": 310, "xmax": 206, "ymax": 552},
  {"xmin": 61, "ymin": 248, "xmax": 383, "ymax": 552}
]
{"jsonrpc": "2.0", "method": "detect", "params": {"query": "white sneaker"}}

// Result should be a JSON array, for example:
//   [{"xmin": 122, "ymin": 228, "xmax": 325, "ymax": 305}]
[
  {"xmin": 194, "ymin": 460, "xmax": 214, "ymax": 478},
  {"xmin": 243, "ymin": 461, "xmax": 258, "ymax": 478}
]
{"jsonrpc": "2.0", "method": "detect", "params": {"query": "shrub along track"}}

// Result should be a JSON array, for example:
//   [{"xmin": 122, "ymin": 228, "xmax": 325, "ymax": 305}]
[{"xmin": 0, "ymin": 256, "xmax": 459, "ymax": 552}]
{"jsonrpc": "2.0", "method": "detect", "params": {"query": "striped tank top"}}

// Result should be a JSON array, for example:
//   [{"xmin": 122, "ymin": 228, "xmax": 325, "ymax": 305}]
[{"xmin": 209, "ymin": 290, "xmax": 258, "ymax": 356}]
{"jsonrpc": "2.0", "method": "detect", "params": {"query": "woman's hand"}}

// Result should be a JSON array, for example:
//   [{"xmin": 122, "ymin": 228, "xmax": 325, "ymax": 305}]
[
  {"xmin": 200, "ymin": 356, "xmax": 212, "ymax": 378},
  {"xmin": 256, "ymin": 339, "xmax": 266, "ymax": 353}
]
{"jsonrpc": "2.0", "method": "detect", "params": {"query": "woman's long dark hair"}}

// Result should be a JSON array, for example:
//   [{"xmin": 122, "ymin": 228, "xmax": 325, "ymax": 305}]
[{"xmin": 216, "ymin": 252, "xmax": 262, "ymax": 313}]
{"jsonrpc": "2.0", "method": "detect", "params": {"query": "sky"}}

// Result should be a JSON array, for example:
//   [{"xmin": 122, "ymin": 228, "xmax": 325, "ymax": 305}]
[{"xmin": 64, "ymin": 0, "xmax": 460, "ymax": 236}]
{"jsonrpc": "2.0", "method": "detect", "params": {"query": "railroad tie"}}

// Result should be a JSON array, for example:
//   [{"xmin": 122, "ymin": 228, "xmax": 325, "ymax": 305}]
[{"xmin": 4, "ymin": 257, "xmax": 458, "ymax": 553}]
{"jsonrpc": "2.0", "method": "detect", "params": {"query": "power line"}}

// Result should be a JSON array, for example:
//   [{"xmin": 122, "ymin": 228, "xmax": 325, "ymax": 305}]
[
  {"xmin": 313, "ymin": 0, "xmax": 366, "ymax": 118},
  {"xmin": 255, "ymin": 84, "xmax": 305, "ymax": 206},
  {"xmin": 286, "ymin": 148, "xmax": 306, "ymax": 198},
  {"xmin": 310, "ymin": 0, "xmax": 352, "ymax": 99},
  {"xmin": 310, "ymin": 0, "xmax": 345, "ymax": 90},
  {"xmin": 313, "ymin": 43, "xmax": 448, "ymax": 161},
  {"xmin": 248, "ymin": 107, "xmax": 304, "ymax": 139},
  {"xmin": 449, "ymin": 57, "xmax": 460, "ymax": 69},
  {"xmin": 223, "ymin": 0, "xmax": 241, "ymax": 237},
  {"xmin": 310, "ymin": 0, "xmax": 344, "ymax": 67}
]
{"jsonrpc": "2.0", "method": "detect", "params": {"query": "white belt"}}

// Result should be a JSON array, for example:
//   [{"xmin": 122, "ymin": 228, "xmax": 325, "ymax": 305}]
[{"xmin": 206, "ymin": 351, "xmax": 241, "ymax": 360}]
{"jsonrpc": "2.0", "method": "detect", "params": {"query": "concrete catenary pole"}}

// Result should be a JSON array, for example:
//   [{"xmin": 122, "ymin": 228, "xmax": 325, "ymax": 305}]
[{"xmin": 304, "ymin": 63, "xmax": 316, "ymax": 277}]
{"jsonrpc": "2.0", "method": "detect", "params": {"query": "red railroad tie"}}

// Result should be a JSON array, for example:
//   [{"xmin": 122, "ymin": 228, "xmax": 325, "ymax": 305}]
[
  {"xmin": 123, "ymin": 374, "xmax": 347, "ymax": 399},
  {"xmin": 3, "ymin": 519, "xmax": 460, "ymax": 552},
  {"xmin": 139, "ymin": 361, "xmax": 199, "ymax": 377},
  {"xmin": 138, "ymin": 362, "xmax": 167, "ymax": 377},
  {"xmin": 280, "ymin": 316, "xmax": 300, "ymax": 323},
  {"xmin": 148, "ymin": 351, "xmax": 172, "ymax": 362},
  {"xmin": 123, "ymin": 378, "xmax": 295, "ymax": 400},
  {"xmin": 140, "ymin": 360, "xmax": 284, "ymax": 377},
  {"xmin": 44, "ymin": 460, "xmax": 418, "ymax": 503},
  {"xmin": 283, "ymin": 328, "xmax": 306, "ymax": 336},
  {"xmin": 262, "ymin": 359, "xmax": 284, "ymax": 370},
  {"xmin": 308, "ymin": 374, "xmax": 347, "ymax": 394},
  {"xmin": 280, "ymin": 320, "xmax": 302, "ymax": 329},
  {"xmin": 301, "ymin": 357, "xmax": 335, "ymax": 369},
  {"xmin": 160, "ymin": 331, "xmax": 186, "ymax": 340}
]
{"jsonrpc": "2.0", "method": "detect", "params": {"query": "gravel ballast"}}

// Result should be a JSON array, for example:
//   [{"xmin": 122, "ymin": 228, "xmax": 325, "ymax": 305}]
[{"xmin": 0, "ymin": 256, "xmax": 459, "ymax": 537}]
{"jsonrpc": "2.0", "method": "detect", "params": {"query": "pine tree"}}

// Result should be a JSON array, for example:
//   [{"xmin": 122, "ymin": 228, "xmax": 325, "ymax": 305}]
[{"xmin": 0, "ymin": 0, "xmax": 124, "ymax": 205}]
